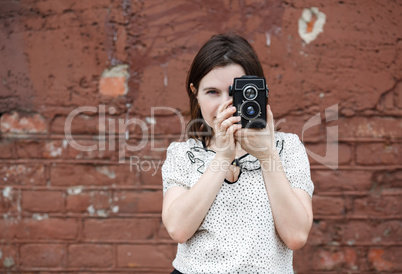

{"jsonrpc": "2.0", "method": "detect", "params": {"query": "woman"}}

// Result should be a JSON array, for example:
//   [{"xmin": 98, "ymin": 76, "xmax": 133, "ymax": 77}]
[{"xmin": 162, "ymin": 33, "xmax": 314, "ymax": 273}]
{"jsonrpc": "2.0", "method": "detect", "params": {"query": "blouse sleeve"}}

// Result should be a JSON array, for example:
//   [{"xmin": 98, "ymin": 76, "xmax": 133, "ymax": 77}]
[
  {"xmin": 162, "ymin": 142, "xmax": 192, "ymax": 196},
  {"xmin": 281, "ymin": 134, "xmax": 314, "ymax": 198}
]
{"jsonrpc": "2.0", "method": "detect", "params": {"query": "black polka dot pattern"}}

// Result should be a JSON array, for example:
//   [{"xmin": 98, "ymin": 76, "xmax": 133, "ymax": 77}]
[{"xmin": 162, "ymin": 132, "xmax": 314, "ymax": 273}]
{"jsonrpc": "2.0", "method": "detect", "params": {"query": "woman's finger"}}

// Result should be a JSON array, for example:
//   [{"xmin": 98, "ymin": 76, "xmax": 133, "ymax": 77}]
[
  {"xmin": 227, "ymin": 123, "xmax": 242, "ymax": 137},
  {"xmin": 220, "ymin": 116, "xmax": 241, "ymax": 131},
  {"xmin": 215, "ymin": 106, "xmax": 236, "ymax": 125},
  {"xmin": 217, "ymin": 98, "xmax": 233, "ymax": 115},
  {"xmin": 267, "ymin": 105, "xmax": 274, "ymax": 129}
]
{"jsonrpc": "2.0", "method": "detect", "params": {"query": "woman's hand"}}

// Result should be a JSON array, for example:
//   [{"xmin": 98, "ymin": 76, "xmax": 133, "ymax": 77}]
[
  {"xmin": 213, "ymin": 99, "xmax": 242, "ymax": 161},
  {"xmin": 235, "ymin": 105, "xmax": 276, "ymax": 161}
]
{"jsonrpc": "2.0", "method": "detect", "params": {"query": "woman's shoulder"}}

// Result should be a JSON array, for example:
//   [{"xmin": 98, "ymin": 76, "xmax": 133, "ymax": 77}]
[
  {"xmin": 166, "ymin": 138, "xmax": 204, "ymax": 154},
  {"xmin": 274, "ymin": 131, "xmax": 304, "ymax": 154},
  {"xmin": 274, "ymin": 131, "xmax": 300, "ymax": 142}
]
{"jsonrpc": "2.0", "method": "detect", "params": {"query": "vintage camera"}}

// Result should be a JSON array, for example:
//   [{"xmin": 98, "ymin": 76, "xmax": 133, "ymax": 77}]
[{"xmin": 229, "ymin": 76, "xmax": 269, "ymax": 128}]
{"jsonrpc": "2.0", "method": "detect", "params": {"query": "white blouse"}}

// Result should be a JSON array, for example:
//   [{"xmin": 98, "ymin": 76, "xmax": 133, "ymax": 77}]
[{"xmin": 162, "ymin": 132, "xmax": 314, "ymax": 274}]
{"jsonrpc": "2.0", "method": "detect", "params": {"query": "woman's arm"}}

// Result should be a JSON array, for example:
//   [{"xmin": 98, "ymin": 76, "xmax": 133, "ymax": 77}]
[
  {"xmin": 259, "ymin": 152, "xmax": 313, "ymax": 250},
  {"xmin": 235, "ymin": 105, "xmax": 313, "ymax": 250},
  {"xmin": 162, "ymin": 99, "xmax": 241, "ymax": 243},
  {"xmin": 162, "ymin": 155, "xmax": 230, "ymax": 243}
]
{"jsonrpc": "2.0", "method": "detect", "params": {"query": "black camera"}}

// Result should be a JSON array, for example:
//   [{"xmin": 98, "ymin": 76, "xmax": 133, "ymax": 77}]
[{"xmin": 229, "ymin": 76, "xmax": 269, "ymax": 128}]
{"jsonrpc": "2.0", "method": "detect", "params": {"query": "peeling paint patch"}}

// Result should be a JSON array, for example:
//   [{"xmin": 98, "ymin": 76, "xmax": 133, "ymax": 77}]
[
  {"xmin": 32, "ymin": 213, "xmax": 48, "ymax": 221},
  {"xmin": 46, "ymin": 142, "xmax": 63, "ymax": 157},
  {"xmin": 87, "ymin": 205, "xmax": 95, "ymax": 215},
  {"xmin": 265, "ymin": 32, "xmax": 271, "ymax": 46},
  {"xmin": 298, "ymin": 7, "xmax": 326, "ymax": 44},
  {"xmin": 99, "ymin": 64, "xmax": 129, "ymax": 97},
  {"xmin": 145, "ymin": 117, "xmax": 156, "ymax": 125},
  {"xmin": 161, "ymin": 63, "xmax": 168, "ymax": 87},
  {"xmin": 3, "ymin": 256, "xmax": 15, "ymax": 268},
  {"xmin": 112, "ymin": 205, "xmax": 119, "ymax": 213},
  {"xmin": 96, "ymin": 209, "xmax": 108, "ymax": 217},
  {"xmin": 2, "ymin": 186, "xmax": 12, "ymax": 199},
  {"xmin": 96, "ymin": 166, "xmax": 116, "ymax": 179},
  {"xmin": 0, "ymin": 112, "xmax": 47, "ymax": 134},
  {"xmin": 67, "ymin": 186, "xmax": 84, "ymax": 195}
]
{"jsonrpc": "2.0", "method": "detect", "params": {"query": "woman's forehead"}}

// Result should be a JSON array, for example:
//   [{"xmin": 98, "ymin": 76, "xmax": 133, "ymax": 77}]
[{"xmin": 199, "ymin": 64, "xmax": 245, "ymax": 89}]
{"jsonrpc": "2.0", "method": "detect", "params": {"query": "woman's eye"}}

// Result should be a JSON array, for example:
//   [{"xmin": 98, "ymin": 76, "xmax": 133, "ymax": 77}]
[{"xmin": 207, "ymin": 90, "xmax": 219, "ymax": 95}]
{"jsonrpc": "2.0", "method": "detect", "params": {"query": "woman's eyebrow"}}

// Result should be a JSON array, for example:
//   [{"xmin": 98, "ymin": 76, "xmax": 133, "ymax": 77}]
[{"xmin": 202, "ymin": 86, "xmax": 218, "ymax": 90}]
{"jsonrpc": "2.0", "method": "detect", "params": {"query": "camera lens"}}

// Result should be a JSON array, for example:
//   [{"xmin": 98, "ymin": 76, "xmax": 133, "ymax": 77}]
[
  {"xmin": 240, "ymin": 101, "xmax": 261, "ymax": 120},
  {"xmin": 246, "ymin": 106, "xmax": 255, "ymax": 116},
  {"xmin": 243, "ymin": 85, "xmax": 257, "ymax": 100}
]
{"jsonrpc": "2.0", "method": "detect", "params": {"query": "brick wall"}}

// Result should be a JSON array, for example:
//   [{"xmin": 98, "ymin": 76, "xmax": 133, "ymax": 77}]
[{"xmin": 0, "ymin": 0, "xmax": 401, "ymax": 273}]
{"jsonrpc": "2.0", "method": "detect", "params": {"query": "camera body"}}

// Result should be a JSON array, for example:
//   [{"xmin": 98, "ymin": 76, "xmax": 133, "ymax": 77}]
[{"xmin": 229, "ymin": 76, "xmax": 269, "ymax": 128}]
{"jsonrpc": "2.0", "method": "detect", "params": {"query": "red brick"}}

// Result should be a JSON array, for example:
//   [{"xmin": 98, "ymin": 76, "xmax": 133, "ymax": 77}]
[
  {"xmin": 309, "ymin": 220, "xmax": 402, "ymax": 247},
  {"xmin": 90, "ymin": 191, "xmax": 111, "ymax": 209},
  {"xmin": 350, "ymin": 195, "xmax": 402, "ymax": 217},
  {"xmin": 66, "ymin": 193, "xmax": 91, "ymax": 213},
  {"xmin": 157, "ymin": 222, "xmax": 171, "ymax": 241},
  {"xmin": 356, "ymin": 143, "xmax": 401, "ymax": 165},
  {"xmin": 136, "ymin": 139, "xmax": 170, "ymax": 160},
  {"xmin": 369, "ymin": 247, "xmax": 402, "ymax": 272},
  {"xmin": 294, "ymin": 245, "xmax": 362, "ymax": 272},
  {"xmin": 114, "ymin": 190, "xmax": 162, "ymax": 214},
  {"xmin": 1, "ymin": 111, "xmax": 47, "ymax": 134},
  {"xmin": 22, "ymin": 190, "xmax": 64, "ymax": 213},
  {"xmin": 276, "ymin": 115, "xmax": 322, "ymax": 141},
  {"xmin": 341, "ymin": 221, "xmax": 401, "ymax": 246},
  {"xmin": 0, "ymin": 218, "xmax": 78, "ymax": 240},
  {"xmin": 66, "ymin": 190, "xmax": 111, "ymax": 214},
  {"xmin": 15, "ymin": 140, "xmax": 44, "ymax": 158},
  {"xmin": 20, "ymin": 244, "xmax": 65, "ymax": 267},
  {"xmin": 0, "ymin": 140, "xmax": 14, "ymax": 158},
  {"xmin": 339, "ymin": 117, "xmax": 402, "ymax": 139},
  {"xmin": 51, "ymin": 114, "xmax": 99, "ymax": 135},
  {"xmin": 84, "ymin": 218, "xmax": 159, "ymax": 241},
  {"xmin": 312, "ymin": 170, "xmax": 373, "ymax": 192},
  {"xmin": 306, "ymin": 143, "xmax": 352, "ymax": 166},
  {"xmin": 395, "ymin": 81, "xmax": 402, "ymax": 109},
  {"xmin": 117, "ymin": 244, "xmax": 175, "ymax": 268},
  {"xmin": 50, "ymin": 164, "xmax": 134, "ymax": 186},
  {"xmin": 67, "ymin": 139, "xmax": 118, "ymax": 160},
  {"xmin": 313, "ymin": 195, "xmax": 345, "ymax": 216},
  {"xmin": 307, "ymin": 220, "xmax": 342, "ymax": 246},
  {"xmin": 68, "ymin": 244, "xmax": 113, "ymax": 267},
  {"xmin": 52, "ymin": 111, "xmax": 138, "ymax": 136},
  {"xmin": 0, "ymin": 164, "xmax": 46, "ymax": 186},
  {"xmin": 373, "ymin": 170, "xmax": 402, "ymax": 189},
  {"xmin": 139, "ymin": 166, "xmax": 163, "ymax": 187},
  {"xmin": 315, "ymin": 247, "xmax": 358, "ymax": 271}
]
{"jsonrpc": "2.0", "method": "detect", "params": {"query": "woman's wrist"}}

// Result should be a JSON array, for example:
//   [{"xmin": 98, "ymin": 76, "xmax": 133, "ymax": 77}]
[
  {"xmin": 256, "ymin": 148, "xmax": 279, "ymax": 162},
  {"xmin": 211, "ymin": 154, "xmax": 233, "ymax": 172}
]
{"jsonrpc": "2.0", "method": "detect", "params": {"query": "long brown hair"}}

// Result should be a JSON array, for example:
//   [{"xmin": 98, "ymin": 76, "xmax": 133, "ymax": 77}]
[{"xmin": 186, "ymin": 33, "xmax": 265, "ymax": 146}]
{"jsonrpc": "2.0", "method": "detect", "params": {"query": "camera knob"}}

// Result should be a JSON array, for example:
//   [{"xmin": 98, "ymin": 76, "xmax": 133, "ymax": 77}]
[{"xmin": 266, "ymin": 85, "xmax": 269, "ymax": 98}]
